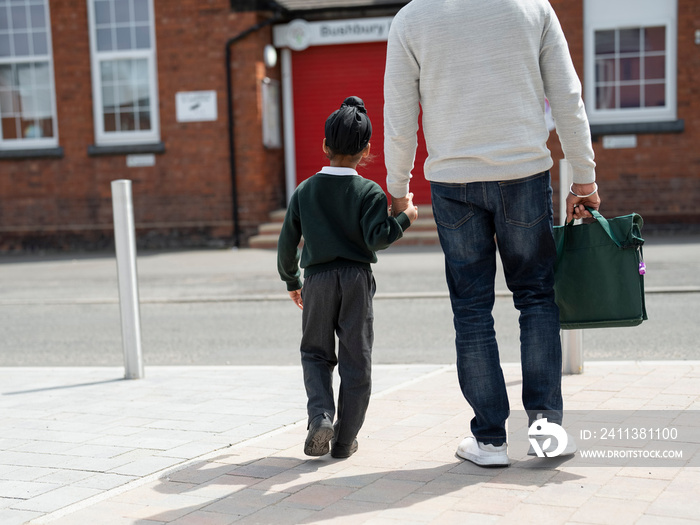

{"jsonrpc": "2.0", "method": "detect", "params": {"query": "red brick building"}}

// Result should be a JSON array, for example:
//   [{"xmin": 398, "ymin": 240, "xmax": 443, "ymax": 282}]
[
  {"xmin": 551, "ymin": 0, "xmax": 699, "ymax": 230},
  {"xmin": 1, "ymin": 0, "xmax": 289, "ymax": 251},
  {"xmin": 1, "ymin": 0, "xmax": 698, "ymax": 252}
]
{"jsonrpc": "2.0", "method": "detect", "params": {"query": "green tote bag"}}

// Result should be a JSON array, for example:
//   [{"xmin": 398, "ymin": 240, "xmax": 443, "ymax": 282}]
[{"xmin": 553, "ymin": 208, "xmax": 647, "ymax": 329}]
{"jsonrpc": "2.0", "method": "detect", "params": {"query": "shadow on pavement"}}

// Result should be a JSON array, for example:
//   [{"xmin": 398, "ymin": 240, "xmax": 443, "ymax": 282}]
[{"xmin": 137, "ymin": 451, "xmax": 584, "ymax": 523}]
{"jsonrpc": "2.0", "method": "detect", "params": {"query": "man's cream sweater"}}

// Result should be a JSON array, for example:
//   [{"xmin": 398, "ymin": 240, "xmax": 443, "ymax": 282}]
[{"xmin": 384, "ymin": 0, "xmax": 596, "ymax": 198}]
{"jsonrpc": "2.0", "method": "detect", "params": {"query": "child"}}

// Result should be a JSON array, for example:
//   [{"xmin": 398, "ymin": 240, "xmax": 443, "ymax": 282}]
[{"xmin": 277, "ymin": 96, "xmax": 418, "ymax": 458}]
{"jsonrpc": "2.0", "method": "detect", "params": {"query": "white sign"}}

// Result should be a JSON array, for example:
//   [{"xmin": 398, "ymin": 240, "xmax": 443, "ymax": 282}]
[
  {"xmin": 126, "ymin": 154, "xmax": 155, "ymax": 167},
  {"xmin": 273, "ymin": 17, "xmax": 393, "ymax": 51},
  {"xmin": 176, "ymin": 90, "xmax": 218, "ymax": 122},
  {"xmin": 262, "ymin": 79, "xmax": 282, "ymax": 149},
  {"xmin": 602, "ymin": 135, "xmax": 637, "ymax": 149}
]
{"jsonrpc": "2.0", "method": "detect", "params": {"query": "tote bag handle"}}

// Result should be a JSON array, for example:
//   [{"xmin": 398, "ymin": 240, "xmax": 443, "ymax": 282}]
[
  {"xmin": 587, "ymin": 207, "xmax": 622, "ymax": 248},
  {"xmin": 562, "ymin": 207, "xmax": 622, "ymax": 248}
]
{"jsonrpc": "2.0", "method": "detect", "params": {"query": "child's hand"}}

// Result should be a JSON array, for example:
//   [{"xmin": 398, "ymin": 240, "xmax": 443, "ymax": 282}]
[
  {"xmin": 391, "ymin": 194, "xmax": 410, "ymax": 216},
  {"xmin": 403, "ymin": 193, "xmax": 418, "ymax": 223},
  {"xmin": 289, "ymin": 289, "xmax": 303, "ymax": 310}
]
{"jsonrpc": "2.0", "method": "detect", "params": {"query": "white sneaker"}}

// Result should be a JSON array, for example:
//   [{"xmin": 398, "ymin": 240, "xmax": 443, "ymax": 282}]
[
  {"xmin": 527, "ymin": 432, "xmax": 577, "ymax": 457},
  {"xmin": 456, "ymin": 436, "xmax": 509, "ymax": 467}
]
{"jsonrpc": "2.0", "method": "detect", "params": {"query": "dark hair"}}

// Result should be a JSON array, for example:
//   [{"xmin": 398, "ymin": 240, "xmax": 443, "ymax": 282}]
[{"xmin": 324, "ymin": 96, "xmax": 372, "ymax": 156}]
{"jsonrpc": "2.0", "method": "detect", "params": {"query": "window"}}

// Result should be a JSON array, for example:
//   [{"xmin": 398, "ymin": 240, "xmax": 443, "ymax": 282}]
[
  {"xmin": 0, "ymin": 0, "xmax": 58, "ymax": 149},
  {"xmin": 594, "ymin": 27, "xmax": 667, "ymax": 111},
  {"xmin": 584, "ymin": 0, "xmax": 677, "ymax": 125},
  {"xmin": 87, "ymin": 0, "xmax": 159, "ymax": 146}
]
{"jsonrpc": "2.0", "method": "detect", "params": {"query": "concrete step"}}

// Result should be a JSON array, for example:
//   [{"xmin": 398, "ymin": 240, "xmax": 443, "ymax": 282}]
[
  {"xmin": 268, "ymin": 209, "xmax": 287, "ymax": 222},
  {"xmin": 248, "ymin": 234, "xmax": 281, "ymax": 249},
  {"xmin": 265, "ymin": 207, "xmax": 434, "ymax": 223},
  {"xmin": 248, "ymin": 208, "xmax": 439, "ymax": 249},
  {"xmin": 258, "ymin": 217, "xmax": 436, "ymax": 235}
]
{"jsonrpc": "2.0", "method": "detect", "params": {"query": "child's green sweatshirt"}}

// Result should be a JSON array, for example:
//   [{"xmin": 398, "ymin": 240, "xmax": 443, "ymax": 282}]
[{"xmin": 277, "ymin": 166, "xmax": 412, "ymax": 292}]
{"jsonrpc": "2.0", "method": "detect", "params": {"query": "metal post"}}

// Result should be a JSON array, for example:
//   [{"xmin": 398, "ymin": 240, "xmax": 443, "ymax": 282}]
[
  {"xmin": 562, "ymin": 329, "xmax": 583, "ymax": 375},
  {"xmin": 559, "ymin": 160, "xmax": 583, "ymax": 374},
  {"xmin": 111, "ymin": 180, "xmax": 144, "ymax": 379}
]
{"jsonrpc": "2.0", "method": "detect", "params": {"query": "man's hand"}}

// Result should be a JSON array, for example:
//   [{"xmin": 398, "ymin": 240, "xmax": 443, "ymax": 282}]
[
  {"xmin": 288, "ymin": 289, "xmax": 303, "ymax": 310},
  {"xmin": 391, "ymin": 193, "xmax": 412, "ymax": 217},
  {"xmin": 566, "ymin": 182, "xmax": 601, "ymax": 223}
]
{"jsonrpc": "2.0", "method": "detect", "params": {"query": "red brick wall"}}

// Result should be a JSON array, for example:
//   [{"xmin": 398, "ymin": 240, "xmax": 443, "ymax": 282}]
[
  {"xmin": 548, "ymin": 0, "xmax": 700, "ymax": 229},
  {"xmin": 0, "ymin": 0, "xmax": 285, "ymax": 251}
]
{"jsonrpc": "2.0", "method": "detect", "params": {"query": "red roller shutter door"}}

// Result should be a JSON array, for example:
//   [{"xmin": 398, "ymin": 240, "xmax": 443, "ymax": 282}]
[{"xmin": 291, "ymin": 42, "xmax": 431, "ymax": 204}]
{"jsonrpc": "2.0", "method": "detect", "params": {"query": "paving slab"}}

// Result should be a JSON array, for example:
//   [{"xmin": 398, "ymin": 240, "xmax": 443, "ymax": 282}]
[
  {"xmin": 0, "ymin": 365, "xmax": 442, "ymax": 525},
  {"xmin": 0, "ymin": 362, "xmax": 697, "ymax": 524}
]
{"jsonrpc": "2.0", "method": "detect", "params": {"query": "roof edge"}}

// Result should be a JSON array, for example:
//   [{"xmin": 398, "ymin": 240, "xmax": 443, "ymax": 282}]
[{"xmin": 231, "ymin": 1, "xmax": 408, "ymax": 20}]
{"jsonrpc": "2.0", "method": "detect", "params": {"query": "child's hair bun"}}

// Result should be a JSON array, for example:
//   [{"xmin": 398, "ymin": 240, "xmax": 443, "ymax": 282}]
[
  {"xmin": 325, "ymin": 95, "xmax": 372, "ymax": 156},
  {"xmin": 341, "ymin": 96, "xmax": 367, "ymax": 113}
]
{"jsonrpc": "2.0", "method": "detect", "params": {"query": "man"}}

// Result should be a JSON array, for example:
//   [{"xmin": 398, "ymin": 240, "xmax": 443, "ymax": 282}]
[{"xmin": 384, "ymin": 0, "xmax": 601, "ymax": 467}]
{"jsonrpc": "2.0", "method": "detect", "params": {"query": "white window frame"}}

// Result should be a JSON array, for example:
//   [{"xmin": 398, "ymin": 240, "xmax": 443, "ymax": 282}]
[
  {"xmin": 584, "ymin": 0, "xmax": 677, "ymax": 125},
  {"xmin": 86, "ymin": 0, "xmax": 159, "ymax": 146},
  {"xmin": 0, "ymin": 0, "xmax": 58, "ymax": 150}
]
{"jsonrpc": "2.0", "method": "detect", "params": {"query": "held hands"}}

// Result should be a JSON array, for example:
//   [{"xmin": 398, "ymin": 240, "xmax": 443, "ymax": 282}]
[
  {"xmin": 288, "ymin": 289, "xmax": 303, "ymax": 310},
  {"xmin": 566, "ymin": 182, "xmax": 601, "ymax": 223},
  {"xmin": 404, "ymin": 193, "xmax": 418, "ymax": 223},
  {"xmin": 392, "ymin": 193, "xmax": 418, "ymax": 224}
]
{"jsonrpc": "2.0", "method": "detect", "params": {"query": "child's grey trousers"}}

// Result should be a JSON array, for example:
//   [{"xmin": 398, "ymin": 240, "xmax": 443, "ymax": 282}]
[{"xmin": 300, "ymin": 266, "xmax": 376, "ymax": 446}]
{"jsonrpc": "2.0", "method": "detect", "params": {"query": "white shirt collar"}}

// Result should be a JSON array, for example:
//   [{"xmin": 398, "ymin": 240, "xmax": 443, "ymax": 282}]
[{"xmin": 319, "ymin": 166, "xmax": 358, "ymax": 176}]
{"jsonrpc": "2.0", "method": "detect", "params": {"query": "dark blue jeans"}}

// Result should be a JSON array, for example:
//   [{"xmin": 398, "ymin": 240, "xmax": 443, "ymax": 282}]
[{"xmin": 430, "ymin": 172, "xmax": 562, "ymax": 446}]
